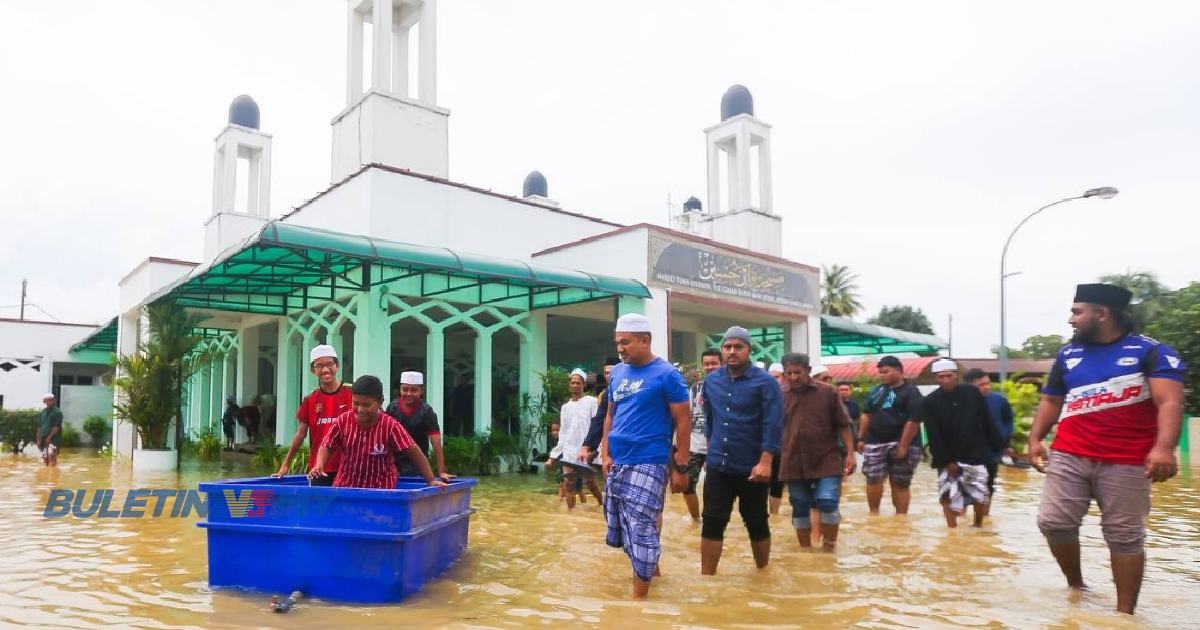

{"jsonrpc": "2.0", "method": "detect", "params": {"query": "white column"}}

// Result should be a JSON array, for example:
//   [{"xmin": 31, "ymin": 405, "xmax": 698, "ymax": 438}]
[
  {"xmin": 276, "ymin": 321, "xmax": 301, "ymax": 445},
  {"xmin": 644, "ymin": 288, "xmax": 669, "ymax": 359},
  {"xmin": 113, "ymin": 309, "xmax": 140, "ymax": 459},
  {"xmin": 220, "ymin": 138, "xmax": 237, "ymax": 212},
  {"xmin": 247, "ymin": 150, "xmax": 261, "ymax": 216},
  {"xmin": 347, "ymin": 1, "xmax": 364, "ymax": 105},
  {"xmin": 758, "ymin": 135, "xmax": 773, "ymax": 213},
  {"xmin": 518, "ymin": 312, "xmax": 547, "ymax": 427},
  {"xmin": 372, "ymin": 0, "xmax": 393, "ymax": 92},
  {"xmin": 734, "ymin": 127, "xmax": 752, "ymax": 211},
  {"xmin": 707, "ymin": 140, "xmax": 721, "ymax": 214},
  {"xmin": 257, "ymin": 144, "xmax": 271, "ymax": 217},
  {"xmin": 418, "ymin": 0, "xmax": 438, "ymax": 103},
  {"xmin": 807, "ymin": 313, "xmax": 822, "ymax": 363},
  {"xmin": 473, "ymin": 330, "xmax": 493, "ymax": 435},
  {"xmin": 392, "ymin": 23, "xmax": 410, "ymax": 98},
  {"xmin": 209, "ymin": 359, "xmax": 223, "ymax": 431},
  {"xmin": 211, "ymin": 144, "xmax": 225, "ymax": 214}
]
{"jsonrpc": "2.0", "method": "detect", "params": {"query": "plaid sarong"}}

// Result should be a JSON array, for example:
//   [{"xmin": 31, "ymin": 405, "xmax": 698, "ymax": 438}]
[
  {"xmin": 938, "ymin": 463, "xmax": 991, "ymax": 513},
  {"xmin": 861, "ymin": 441, "xmax": 922, "ymax": 486},
  {"xmin": 604, "ymin": 463, "xmax": 668, "ymax": 582}
]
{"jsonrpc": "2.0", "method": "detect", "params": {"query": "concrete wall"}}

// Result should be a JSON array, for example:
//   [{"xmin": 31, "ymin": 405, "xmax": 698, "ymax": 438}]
[
  {"xmin": 59, "ymin": 385, "xmax": 114, "ymax": 444},
  {"xmin": 533, "ymin": 228, "xmax": 650, "ymax": 284},
  {"xmin": 286, "ymin": 168, "xmax": 619, "ymax": 263},
  {"xmin": 0, "ymin": 320, "xmax": 100, "ymax": 410}
]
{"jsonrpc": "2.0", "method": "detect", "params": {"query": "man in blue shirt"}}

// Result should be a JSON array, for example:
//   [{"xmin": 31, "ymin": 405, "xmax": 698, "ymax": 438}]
[
  {"xmin": 964, "ymin": 368, "xmax": 1014, "ymax": 503},
  {"xmin": 600, "ymin": 313, "xmax": 691, "ymax": 599},
  {"xmin": 700, "ymin": 326, "xmax": 783, "ymax": 576}
]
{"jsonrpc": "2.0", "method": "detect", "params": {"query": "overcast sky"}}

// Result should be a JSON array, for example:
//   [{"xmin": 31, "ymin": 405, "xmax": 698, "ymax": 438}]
[{"xmin": 2, "ymin": 1, "xmax": 1197, "ymax": 356}]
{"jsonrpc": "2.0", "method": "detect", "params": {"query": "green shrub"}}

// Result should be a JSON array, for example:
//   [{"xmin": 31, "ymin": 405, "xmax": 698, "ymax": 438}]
[
  {"xmin": 60, "ymin": 426, "xmax": 83, "ymax": 448},
  {"xmin": 196, "ymin": 427, "xmax": 223, "ymax": 460},
  {"xmin": 82, "ymin": 415, "xmax": 111, "ymax": 446},
  {"xmin": 997, "ymin": 380, "xmax": 1041, "ymax": 452},
  {"xmin": 443, "ymin": 435, "xmax": 479, "ymax": 475},
  {"xmin": 0, "ymin": 409, "xmax": 39, "ymax": 454},
  {"xmin": 252, "ymin": 443, "xmax": 285, "ymax": 471},
  {"xmin": 98, "ymin": 442, "xmax": 113, "ymax": 460},
  {"xmin": 288, "ymin": 444, "xmax": 310, "ymax": 474}
]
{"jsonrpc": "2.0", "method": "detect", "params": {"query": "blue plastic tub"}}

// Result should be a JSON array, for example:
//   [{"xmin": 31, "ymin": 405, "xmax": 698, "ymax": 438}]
[{"xmin": 196, "ymin": 475, "xmax": 476, "ymax": 603}]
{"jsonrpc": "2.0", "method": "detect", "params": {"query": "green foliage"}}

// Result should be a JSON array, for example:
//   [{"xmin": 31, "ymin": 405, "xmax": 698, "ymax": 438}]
[
  {"xmin": 997, "ymin": 380, "xmax": 1040, "ymax": 452},
  {"xmin": 822, "ymin": 263, "xmax": 863, "ymax": 318},
  {"xmin": 83, "ymin": 415, "xmax": 110, "ymax": 446},
  {"xmin": 114, "ymin": 300, "xmax": 211, "ymax": 451},
  {"xmin": 289, "ymin": 445, "xmax": 310, "ymax": 474},
  {"xmin": 252, "ymin": 443, "xmax": 286, "ymax": 471},
  {"xmin": 868, "ymin": 305, "xmax": 935, "ymax": 335},
  {"xmin": 196, "ymin": 427, "xmax": 223, "ymax": 460},
  {"xmin": 60, "ymin": 426, "xmax": 82, "ymax": 448},
  {"xmin": 1020, "ymin": 334, "xmax": 1066, "ymax": 359},
  {"xmin": 97, "ymin": 442, "xmax": 113, "ymax": 460},
  {"xmin": 675, "ymin": 361, "xmax": 703, "ymax": 387},
  {"xmin": 0, "ymin": 409, "xmax": 40, "ymax": 454},
  {"xmin": 1144, "ymin": 281, "xmax": 1200, "ymax": 414},
  {"xmin": 443, "ymin": 435, "xmax": 478, "ymax": 475}
]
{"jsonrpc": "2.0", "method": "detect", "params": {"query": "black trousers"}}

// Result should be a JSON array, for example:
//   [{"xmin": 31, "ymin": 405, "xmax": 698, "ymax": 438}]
[{"xmin": 702, "ymin": 468, "xmax": 771, "ymax": 542}]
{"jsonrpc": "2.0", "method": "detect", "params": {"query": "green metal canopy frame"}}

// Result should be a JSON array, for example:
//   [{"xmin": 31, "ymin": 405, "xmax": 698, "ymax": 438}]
[
  {"xmin": 150, "ymin": 223, "xmax": 651, "ymax": 315},
  {"xmin": 820, "ymin": 315, "xmax": 947, "ymax": 356},
  {"xmin": 70, "ymin": 317, "xmax": 118, "ymax": 353}
]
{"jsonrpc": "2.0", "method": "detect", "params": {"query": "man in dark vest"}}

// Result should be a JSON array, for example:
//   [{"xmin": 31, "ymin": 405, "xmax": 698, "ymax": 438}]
[{"xmin": 386, "ymin": 371, "xmax": 450, "ymax": 480}]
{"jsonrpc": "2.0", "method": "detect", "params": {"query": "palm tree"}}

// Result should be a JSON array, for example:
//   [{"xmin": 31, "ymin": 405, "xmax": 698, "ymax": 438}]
[
  {"xmin": 145, "ymin": 301, "xmax": 212, "ymax": 465},
  {"xmin": 1098, "ymin": 270, "xmax": 1169, "ymax": 331},
  {"xmin": 822, "ymin": 263, "xmax": 863, "ymax": 317}
]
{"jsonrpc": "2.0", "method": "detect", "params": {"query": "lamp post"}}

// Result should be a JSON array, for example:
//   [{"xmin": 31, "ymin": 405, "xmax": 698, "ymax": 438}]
[{"xmin": 999, "ymin": 187, "xmax": 1118, "ymax": 382}]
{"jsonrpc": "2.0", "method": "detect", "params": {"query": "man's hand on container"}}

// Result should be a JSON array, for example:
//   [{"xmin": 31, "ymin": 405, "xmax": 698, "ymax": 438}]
[
  {"xmin": 306, "ymin": 467, "xmax": 327, "ymax": 482},
  {"xmin": 272, "ymin": 461, "xmax": 290, "ymax": 478}
]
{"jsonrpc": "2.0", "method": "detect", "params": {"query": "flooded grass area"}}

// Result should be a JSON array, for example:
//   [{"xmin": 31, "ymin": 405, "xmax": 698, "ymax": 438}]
[{"xmin": 1, "ymin": 449, "xmax": 1196, "ymax": 629}]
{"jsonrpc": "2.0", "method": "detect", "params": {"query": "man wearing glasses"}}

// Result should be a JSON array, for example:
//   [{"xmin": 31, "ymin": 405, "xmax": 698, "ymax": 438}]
[{"xmin": 274, "ymin": 344, "xmax": 353, "ymax": 486}]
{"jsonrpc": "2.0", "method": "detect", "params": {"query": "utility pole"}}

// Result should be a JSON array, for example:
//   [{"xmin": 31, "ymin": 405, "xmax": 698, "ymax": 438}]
[{"xmin": 19, "ymin": 279, "xmax": 27, "ymax": 320}]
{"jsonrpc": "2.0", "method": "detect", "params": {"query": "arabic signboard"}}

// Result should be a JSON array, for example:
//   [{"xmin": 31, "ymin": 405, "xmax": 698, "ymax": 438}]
[{"xmin": 647, "ymin": 234, "xmax": 819, "ymax": 311}]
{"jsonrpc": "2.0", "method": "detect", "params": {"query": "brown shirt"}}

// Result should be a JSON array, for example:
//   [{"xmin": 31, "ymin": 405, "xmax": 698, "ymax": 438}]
[{"xmin": 779, "ymin": 380, "xmax": 851, "ymax": 481}]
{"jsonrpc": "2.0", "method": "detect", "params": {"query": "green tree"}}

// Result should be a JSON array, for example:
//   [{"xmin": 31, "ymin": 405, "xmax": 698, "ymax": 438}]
[
  {"xmin": 1020, "ymin": 334, "xmax": 1066, "ymax": 359},
  {"xmin": 821, "ymin": 264, "xmax": 863, "ymax": 318},
  {"xmin": 1099, "ymin": 269, "xmax": 1169, "ymax": 330},
  {"xmin": 1143, "ymin": 282, "xmax": 1200, "ymax": 414},
  {"xmin": 868, "ymin": 305, "xmax": 934, "ymax": 335},
  {"xmin": 990, "ymin": 345, "xmax": 1029, "ymax": 359}
]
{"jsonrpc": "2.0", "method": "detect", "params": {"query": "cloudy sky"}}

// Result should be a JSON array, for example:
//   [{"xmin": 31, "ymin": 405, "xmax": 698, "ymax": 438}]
[{"xmin": 1, "ymin": 1, "xmax": 1196, "ymax": 356}]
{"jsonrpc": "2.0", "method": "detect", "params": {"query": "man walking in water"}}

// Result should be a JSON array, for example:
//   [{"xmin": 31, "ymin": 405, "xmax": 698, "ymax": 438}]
[
  {"xmin": 922, "ymin": 359, "xmax": 1001, "ymax": 528},
  {"xmin": 547, "ymin": 369, "xmax": 603, "ymax": 509},
  {"xmin": 857, "ymin": 355, "xmax": 925, "ymax": 514},
  {"xmin": 679, "ymin": 348, "xmax": 721, "ymax": 522},
  {"xmin": 700, "ymin": 326, "xmax": 782, "ymax": 574},
  {"xmin": 601, "ymin": 313, "xmax": 691, "ymax": 599},
  {"xmin": 1031, "ymin": 283, "xmax": 1186, "ymax": 615}
]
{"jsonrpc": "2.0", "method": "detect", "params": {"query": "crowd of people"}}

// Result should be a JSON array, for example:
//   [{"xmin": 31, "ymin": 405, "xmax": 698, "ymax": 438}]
[{"xmin": 542, "ymin": 283, "xmax": 1186, "ymax": 616}]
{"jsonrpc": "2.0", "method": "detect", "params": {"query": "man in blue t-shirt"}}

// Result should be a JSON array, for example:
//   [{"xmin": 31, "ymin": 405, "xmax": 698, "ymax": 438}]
[
  {"xmin": 600, "ymin": 313, "xmax": 691, "ymax": 599},
  {"xmin": 963, "ymin": 368, "xmax": 1014, "ymax": 499}
]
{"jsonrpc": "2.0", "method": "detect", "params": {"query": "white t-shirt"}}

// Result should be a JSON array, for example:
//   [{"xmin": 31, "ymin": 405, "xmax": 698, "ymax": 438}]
[
  {"xmin": 690, "ymin": 381, "xmax": 708, "ymax": 455},
  {"xmin": 550, "ymin": 395, "xmax": 599, "ymax": 463}
]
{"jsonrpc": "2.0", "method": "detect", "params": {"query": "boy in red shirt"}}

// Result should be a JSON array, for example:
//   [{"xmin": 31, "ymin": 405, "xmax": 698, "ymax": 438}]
[
  {"xmin": 274, "ymin": 344, "xmax": 352, "ymax": 486},
  {"xmin": 309, "ymin": 375, "xmax": 447, "ymax": 490}
]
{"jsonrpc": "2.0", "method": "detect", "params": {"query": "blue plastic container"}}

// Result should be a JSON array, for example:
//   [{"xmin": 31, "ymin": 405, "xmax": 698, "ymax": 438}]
[{"xmin": 197, "ymin": 475, "xmax": 476, "ymax": 603}]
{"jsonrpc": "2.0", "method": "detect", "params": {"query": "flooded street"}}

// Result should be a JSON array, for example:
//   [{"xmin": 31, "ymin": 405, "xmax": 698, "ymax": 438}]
[{"xmin": 1, "ymin": 450, "xmax": 1196, "ymax": 629}]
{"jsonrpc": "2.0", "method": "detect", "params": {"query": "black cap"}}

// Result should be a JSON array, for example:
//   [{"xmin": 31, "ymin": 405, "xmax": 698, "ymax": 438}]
[
  {"xmin": 876, "ymin": 355, "xmax": 903, "ymax": 370},
  {"xmin": 1074, "ymin": 283, "xmax": 1132, "ymax": 309},
  {"xmin": 351, "ymin": 375, "xmax": 385, "ymax": 401}
]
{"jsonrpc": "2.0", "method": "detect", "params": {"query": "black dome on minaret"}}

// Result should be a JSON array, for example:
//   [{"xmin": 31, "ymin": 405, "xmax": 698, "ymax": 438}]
[
  {"xmin": 720, "ymin": 85, "xmax": 754, "ymax": 121},
  {"xmin": 228, "ymin": 95, "xmax": 261, "ymax": 129},
  {"xmin": 523, "ymin": 170, "xmax": 548, "ymax": 198}
]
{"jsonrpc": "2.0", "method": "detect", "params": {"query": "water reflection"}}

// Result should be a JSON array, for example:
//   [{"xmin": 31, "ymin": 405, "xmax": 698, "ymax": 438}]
[{"xmin": 0, "ymin": 450, "xmax": 1194, "ymax": 628}]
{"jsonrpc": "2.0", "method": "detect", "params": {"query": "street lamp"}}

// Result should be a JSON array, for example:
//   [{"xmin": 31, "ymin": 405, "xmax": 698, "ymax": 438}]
[{"xmin": 999, "ymin": 187, "xmax": 1119, "ymax": 382}]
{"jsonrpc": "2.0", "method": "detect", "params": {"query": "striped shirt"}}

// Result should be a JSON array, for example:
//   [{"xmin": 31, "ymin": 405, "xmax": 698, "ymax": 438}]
[{"xmin": 322, "ymin": 410, "xmax": 416, "ymax": 489}]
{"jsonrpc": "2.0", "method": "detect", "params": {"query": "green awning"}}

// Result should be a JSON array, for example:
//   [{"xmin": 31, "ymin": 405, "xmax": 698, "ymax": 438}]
[
  {"xmin": 152, "ymin": 222, "xmax": 650, "ymax": 315},
  {"xmin": 70, "ymin": 318, "xmax": 117, "ymax": 353},
  {"xmin": 821, "ymin": 315, "xmax": 947, "ymax": 356}
]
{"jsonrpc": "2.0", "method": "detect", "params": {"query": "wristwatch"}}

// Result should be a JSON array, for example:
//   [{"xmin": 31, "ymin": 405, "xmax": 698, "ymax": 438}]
[{"xmin": 673, "ymin": 461, "xmax": 690, "ymax": 474}]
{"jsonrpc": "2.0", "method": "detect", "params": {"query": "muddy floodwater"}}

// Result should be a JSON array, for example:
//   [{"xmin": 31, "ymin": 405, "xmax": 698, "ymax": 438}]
[{"xmin": 1, "ymin": 450, "xmax": 1196, "ymax": 629}]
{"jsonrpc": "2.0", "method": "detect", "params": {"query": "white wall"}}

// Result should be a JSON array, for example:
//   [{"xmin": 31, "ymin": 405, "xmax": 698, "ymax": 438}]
[
  {"xmin": 59, "ymin": 385, "xmax": 114, "ymax": 443},
  {"xmin": 286, "ymin": 168, "xmax": 620, "ymax": 263},
  {"xmin": 533, "ymin": 228, "xmax": 650, "ymax": 283},
  {"xmin": 0, "ymin": 320, "xmax": 98, "ymax": 409},
  {"xmin": 118, "ymin": 259, "xmax": 197, "ymax": 314}
]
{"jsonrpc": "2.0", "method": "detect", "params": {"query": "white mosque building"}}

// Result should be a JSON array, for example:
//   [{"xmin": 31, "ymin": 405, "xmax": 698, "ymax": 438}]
[{"xmin": 45, "ymin": 0, "xmax": 943, "ymax": 469}]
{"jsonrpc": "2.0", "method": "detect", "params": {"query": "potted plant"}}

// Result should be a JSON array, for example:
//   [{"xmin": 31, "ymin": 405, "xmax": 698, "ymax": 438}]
[{"xmin": 113, "ymin": 300, "xmax": 210, "ymax": 472}]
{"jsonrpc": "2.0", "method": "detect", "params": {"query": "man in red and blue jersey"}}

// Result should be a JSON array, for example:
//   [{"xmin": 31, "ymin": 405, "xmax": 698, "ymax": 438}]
[{"xmin": 1029, "ymin": 283, "xmax": 1186, "ymax": 615}]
